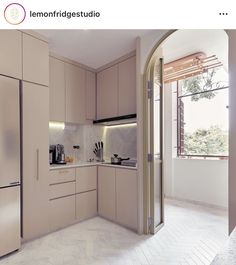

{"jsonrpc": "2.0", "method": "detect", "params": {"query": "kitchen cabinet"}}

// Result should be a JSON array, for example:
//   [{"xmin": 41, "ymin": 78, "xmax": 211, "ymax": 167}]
[
  {"xmin": 23, "ymin": 33, "xmax": 49, "ymax": 86},
  {"xmin": 49, "ymin": 168, "xmax": 75, "ymax": 184},
  {"xmin": 49, "ymin": 58, "xmax": 95, "ymax": 123},
  {"xmin": 86, "ymin": 71, "xmax": 96, "ymax": 120},
  {"xmin": 96, "ymin": 56, "xmax": 136, "ymax": 119},
  {"xmin": 76, "ymin": 191, "xmax": 97, "ymax": 221},
  {"xmin": 65, "ymin": 63, "xmax": 86, "ymax": 124},
  {"xmin": 22, "ymin": 82, "xmax": 49, "ymax": 240},
  {"xmin": 116, "ymin": 168, "xmax": 138, "ymax": 230},
  {"xmin": 97, "ymin": 65, "xmax": 118, "ymax": 119},
  {"xmin": 49, "ymin": 57, "xmax": 65, "ymax": 121},
  {"xmin": 76, "ymin": 166, "xmax": 97, "ymax": 221},
  {"xmin": 98, "ymin": 166, "xmax": 116, "ymax": 221},
  {"xmin": 0, "ymin": 30, "xmax": 22, "ymax": 79},
  {"xmin": 50, "ymin": 195, "xmax": 76, "ymax": 231},
  {"xmin": 118, "ymin": 56, "xmax": 136, "ymax": 115},
  {"xmin": 76, "ymin": 166, "xmax": 97, "ymax": 193},
  {"xmin": 98, "ymin": 166, "xmax": 138, "ymax": 231},
  {"xmin": 50, "ymin": 182, "xmax": 75, "ymax": 199},
  {"xmin": 49, "ymin": 168, "xmax": 76, "ymax": 231}
]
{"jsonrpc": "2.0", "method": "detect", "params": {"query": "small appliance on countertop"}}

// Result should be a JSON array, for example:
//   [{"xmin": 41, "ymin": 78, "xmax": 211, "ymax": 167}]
[
  {"xmin": 49, "ymin": 144, "xmax": 67, "ymax": 165},
  {"xmin": 111, "ymin": 154, "xmax": 130, "ymax": 165},
  {"xmin": 120, "ymin": 159, "xmax": 137, "ymax": 167}
]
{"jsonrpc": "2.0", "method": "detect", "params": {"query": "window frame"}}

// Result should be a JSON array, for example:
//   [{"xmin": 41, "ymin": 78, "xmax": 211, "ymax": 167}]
[{"xmin": 176, "ymin": 80, "xmax": 229, "ymax": 159}]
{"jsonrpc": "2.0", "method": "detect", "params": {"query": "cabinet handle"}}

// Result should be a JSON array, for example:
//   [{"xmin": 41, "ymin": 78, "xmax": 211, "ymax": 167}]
[{"xmin": 36, "ymin": 149, "xmax": 39, "ymax": 181}]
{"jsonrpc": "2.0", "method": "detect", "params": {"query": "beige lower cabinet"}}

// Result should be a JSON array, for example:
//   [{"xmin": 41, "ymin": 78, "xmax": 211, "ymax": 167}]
[
  {"xmin": 22, "ymin": 82, "xmax": 49, "ymax": 241},
  {"xmin": 98, "ymin": 166, "xmax": 138, "ymax": 231},
  {"xmin": 98, "ymin": 166, "xmax": 116, "ymax": 221},
  {"xmin": 116, "ymin": 168, "xmax": 138, "ymax": 230},
  {"xmin": 76, "ymin": 191, "xmax": 97, "ymax": 221},
  {"xmin": 76, "ymin": 166, "xmax": 97, "ymax": 193},
  {"xmin": 50, "ymin": 196, "xmax": 76, "ymax": 231},
  {"xmin": 49, "ymin": 169, "xmax": 76, "ymax": 231},
  {"xmin": 49, "ymin": 168, "xmax": 75, "ymax": 185},
  {"xmin": 76, "ymin": 166, "xmax": 97, "ymax": 221}
]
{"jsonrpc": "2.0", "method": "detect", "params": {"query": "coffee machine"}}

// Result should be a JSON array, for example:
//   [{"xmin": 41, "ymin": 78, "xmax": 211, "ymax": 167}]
[{"xmin": 50, "ymin": 144, "xmax": 66, "ymax": 164}]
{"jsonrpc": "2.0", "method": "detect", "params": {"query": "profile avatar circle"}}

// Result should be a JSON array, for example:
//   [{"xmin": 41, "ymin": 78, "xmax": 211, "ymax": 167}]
[{"xmin": 4, "ymin": 3, "xmax": 26, "ymax": 25}]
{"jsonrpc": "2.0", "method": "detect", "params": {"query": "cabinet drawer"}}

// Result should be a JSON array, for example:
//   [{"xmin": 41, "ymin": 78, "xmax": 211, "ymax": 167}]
[
  {"xmin": 76, "ymin": 167, "xmax": 97, "ymax": 193},
  {"xmin": 49, "ymin": 195, "xmax": 75, "ymax": 231},
  {"xmin": 76, "ymin": 190, "xmax": 97, "ymax": 221},
  {"xmin": 49, "ymin": 168, "xmax": 75, "ymax": 184},
  {"xmin": 50, "ymin": 182, "xmax": 75, "ymax": 199}
]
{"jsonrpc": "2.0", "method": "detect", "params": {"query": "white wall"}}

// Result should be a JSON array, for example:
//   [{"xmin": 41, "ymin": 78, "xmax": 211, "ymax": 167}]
[
  {"xmin": 169, "ymin": 159, "xmax": 228, "ymax": 208},
  {"xmin": 163, "ymin": 81, "xmax": 228, "ymax": 208}
]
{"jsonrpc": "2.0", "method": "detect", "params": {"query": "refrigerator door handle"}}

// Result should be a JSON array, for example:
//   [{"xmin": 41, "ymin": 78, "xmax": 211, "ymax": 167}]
[{"xmin": 36, "ymin": 149, "xmax": 39, "ymax": 181}]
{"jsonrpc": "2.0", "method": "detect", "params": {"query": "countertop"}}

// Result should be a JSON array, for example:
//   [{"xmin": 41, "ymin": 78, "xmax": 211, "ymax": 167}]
[
  {"xmin": 49, "ymin": 161, "xmax": 137, "ymax": 171},
  {"xmin": 211, "ymin": 228, "xmax": 235, "ymax": 264}
]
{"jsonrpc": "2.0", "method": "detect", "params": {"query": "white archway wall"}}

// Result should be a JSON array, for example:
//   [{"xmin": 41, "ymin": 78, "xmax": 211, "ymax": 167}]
[{"xmin": 137, "ymin": 30, "xmax": 236, "ymax": 234}]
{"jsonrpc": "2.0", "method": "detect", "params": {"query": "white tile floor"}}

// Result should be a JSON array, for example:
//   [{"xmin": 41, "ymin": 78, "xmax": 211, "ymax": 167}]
[{"xmin": 0, "ymin": 199, "xmax": 228, "ymax": 265}]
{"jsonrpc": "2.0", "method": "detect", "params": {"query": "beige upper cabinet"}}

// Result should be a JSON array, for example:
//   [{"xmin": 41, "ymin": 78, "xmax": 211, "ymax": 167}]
[
  {"xmin": 65, "ymin": 63, "xmax": 86, "ymax": 124},
  {"xmin": 49, "ymin": 57, "xmax": 65, "ymax": 121},
  {"xmin": 116, "ymin": 168, "xmax": 138, "ymax": 230},
  {"xmin": 96, "ymin": 56, "xmax": 136, "ymax": 119},
  {"xmin": 97, "ymin": 65, "xmax": 118, "ymax": 119},
  {"xmin": 0, "ymin": 30, "xmax": 22, "ymax": 79},
  {"xmin": 118, "ymin": 56, "xmax": 136, "ymax": 115},
  {"xmin": 98, "ymin": 166, "xmax": 116, "ymax": 221},
  {"xmin": 23, "ymin": 33, "xmax": 49, "ymax": 86},
  {"xmin": 86, "ymin": 71, "xmax": 96, "ymax": 120},
  {"xmin": 22, "ymin": 82, "xmax": 49, "ymax": 240}
]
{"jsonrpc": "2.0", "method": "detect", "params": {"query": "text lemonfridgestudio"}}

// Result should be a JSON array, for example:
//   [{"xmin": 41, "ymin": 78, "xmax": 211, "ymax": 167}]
[{"xmin": 29, "ymin": 10, "xmax": 101, "ymax": 19}]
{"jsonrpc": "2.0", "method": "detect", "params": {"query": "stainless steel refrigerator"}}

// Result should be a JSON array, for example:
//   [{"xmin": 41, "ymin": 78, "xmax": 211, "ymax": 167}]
[{"xmin": 0, "ymin": 75, "xmax": 21, "ymax": 257}]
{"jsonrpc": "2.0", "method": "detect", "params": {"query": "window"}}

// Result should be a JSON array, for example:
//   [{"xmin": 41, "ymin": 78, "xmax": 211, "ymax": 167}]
[{"xmin": 177, "ymin": 68, "xmax": 229, "ymax": 158}]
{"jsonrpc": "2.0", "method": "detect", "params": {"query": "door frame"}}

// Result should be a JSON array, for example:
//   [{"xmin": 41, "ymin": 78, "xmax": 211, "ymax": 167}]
[
  {"xmin": 142, "ymin": 29, "xmax": 230, "ymax": 235},
  {"xmin": 142, "ymin": 30, "xmax": 175, "ymax": 234}
]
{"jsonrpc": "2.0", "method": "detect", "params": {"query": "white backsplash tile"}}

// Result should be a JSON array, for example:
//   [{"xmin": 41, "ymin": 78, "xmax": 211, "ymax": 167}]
[{"xmin": 49, "ymin": 123, "xmax": 137, "ymax": 162}]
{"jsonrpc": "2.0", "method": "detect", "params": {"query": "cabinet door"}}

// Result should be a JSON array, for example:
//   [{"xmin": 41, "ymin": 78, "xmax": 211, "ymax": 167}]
[
  {"xmin": 23, "ymin": 34, "xmax": 49, "ymax": 86},
  {"xmin": 50, "ymin": 195, "xmax": 76, "ymax": 231},
  {"xmin": 76, "ymin": 166, "xmax": 97, "ymax": 193},
  {"xmin": 22, "ymin": 82, "xmax": 49, "ymax": 240},
  {"xmin": 97, "ymin": 65, "xmax": 118, "ymax": 119},
  {"xmin": 86, "ymin": 71, "xmax": 96, "ymax": 120},
  {"xmin": 118, "ymin": 56, "xmax": 136, "ymax": 115},
  {"xmin": 116, "ymin": 169, "xmax": 138, "ymax": 230},
  {"xmin": 0, "ymin": 30, "xmax": 22, "ymax": 79},
  {"xmin": 49, "ymin": 57, "xmax": 65, "ymax": 121},
  {"xmin": 49, "ymin": 182, "xmax": 75, "ymax": 200},
  {"xmin": 49, "ymin": 168, "xmax": 75, "ymax": 185},
  {"xmin": 65, "ymin": 63, "xmax": 86, "ymax": 124},
  {"xmin": 76, "ymin": 191, "xmax": 97, "ymax": 221},
  {"xmin": 98, "ymin": 166, "xmax": 116, "ymax": 221}
]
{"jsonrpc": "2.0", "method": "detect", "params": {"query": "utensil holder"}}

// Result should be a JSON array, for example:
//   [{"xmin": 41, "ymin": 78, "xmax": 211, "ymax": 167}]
[{"xmin": 96, "ymin": 149, "xmax": 104, "ymax": 162}]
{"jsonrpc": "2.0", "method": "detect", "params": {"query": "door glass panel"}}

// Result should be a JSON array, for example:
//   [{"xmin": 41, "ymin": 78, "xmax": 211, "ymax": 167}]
[{"xmin": 149, "ymin": 56, "xmax": 163, "ymax": 234}]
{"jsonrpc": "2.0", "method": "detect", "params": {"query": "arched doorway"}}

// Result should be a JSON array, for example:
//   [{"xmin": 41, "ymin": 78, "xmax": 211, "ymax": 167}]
[{"xmin": 143, "ymin": 30, "xmax": 229, "ymax": 235}]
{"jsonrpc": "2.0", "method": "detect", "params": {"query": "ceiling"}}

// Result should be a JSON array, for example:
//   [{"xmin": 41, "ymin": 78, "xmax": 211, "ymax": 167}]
[
  {"xmin": 36, "ymin": 29, "xmax": 228, "ymax": 70},
  {"xmin": 161, "ymin": 29, "xmax": 228, "ymax": 69},
  {"xmin": 35, "ymin": 30, "xmax": 154, "ymax": 69}
]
